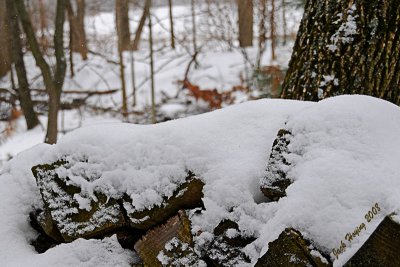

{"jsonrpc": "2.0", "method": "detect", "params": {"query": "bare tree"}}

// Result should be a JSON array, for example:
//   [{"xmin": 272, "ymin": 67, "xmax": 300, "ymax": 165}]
[
  {"xmin": 38, "ymin": 0, "xmax": 49, "ymax": 51},
  {"xmin": 0, "ymin": 0, "xmax": 11, "ymax": 77},
  {"xmin": 270, "ymin": 0, "xmax": 276, "ymax": 61},
  {"xmin": 168, "ymin": 0, "xmax": 175, "ymax": 49},
  {"xmin": 237, "ymin": 0, "xmax": 253, "ymax": 47},
  {"xmin": 282, "ymin": 0, "xmax": 287, "ymax": 44},
  {"xmin": 6, "ymin": 0, "xmax": 40, "ymax": 130},
  {"xmin": 116, "ymin": 0, "xmax": 131, "ymax": 51},
  {"xmin": 148, "ymin": 1, "xmax": 156, "ymax": 124},
  {"xmin": 66, "ymin": 0, "xmax": 88, "ymax": 60},
  {"xmin": 118, "ymin": 45, "xmax": 128, "ymax": 117},
  {"xmin": 132, "ymin": 0, "xmax": 151, "ymax": 51},
  {"xmin": 16, "ymin": 0, "xmax": 67, "ymax": 144},
  {"xmin": 191, "ymin": 0, "xmax": 197, "ymax": 54},
  {"xmin": 257, "ymin": 0, "xmax": 267, "ymax": 68}
]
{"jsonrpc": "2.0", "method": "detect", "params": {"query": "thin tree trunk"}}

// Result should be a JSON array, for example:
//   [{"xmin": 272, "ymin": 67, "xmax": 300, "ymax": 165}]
[
  {"xmin": 49, "ymin": 0, "xmax": 67, "ymax": 144},
  {"xmin": 119, "ymin": 47, "xmax": 128, "ymax": 117},
  {"xmin": 66, "ymin": 0, "xmax": 88, "ymax": 60},
  {"xmin": 116, "ymin": 0, "xmax": 131, "ymax": 51},
  {"xmin": 16, "ymin": 0, "xmax": 66, "ymax": 144},
  {"xmin": 237, "ymin": 0, "xmax": 253, "ymax": 47},
  {"xmin": 132, "ymin": 0, "xmax": 151, "ymax": 51},
  {"xmin": 130, "ymin": 50, "xmax": 136, "ymax": 107},
  {"xmin": 6, "ymin": 0, "xmax": 40, "ymax": 130},
  {"xmin": 76, "ymin": 0, "xmax": 87, "ymax": 56},
  {"xmin": 257, "ymin": 0, "xmax": 267, "ymax": 68},
  {"xmin": 281, "ymin": 0, "xmax": 400, "ymax": 105},
  {"xmin": 38, "ymin": 0, "xmax": 49, "ymax": 51},
  {"xmin": 191, "ymin": 0, "xmax": 197, "ymax": 54},
  {"xmin": 168, "ymin": 0, "xmax": 175, "ymax": 49},
  {"xmin": 0, "ymin": 0, "xmax": 11, "ymax": 77},
  {"xmin": 148, "ymin": 2, "xmax": 156, "ymax": 124},
  {"xmin": 270, "ymin": 0, "xmax": 276, "ymax": 61},
  {"xmin": 69, "ymin": 22, "xmax": 75, "ymax": 77},
  {"xmin": 282, "ymin": 0, "xmax": 287, "ymax": 44}
]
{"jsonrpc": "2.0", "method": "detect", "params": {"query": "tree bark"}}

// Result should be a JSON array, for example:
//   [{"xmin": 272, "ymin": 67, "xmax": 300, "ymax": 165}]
[
  {"xmin": 270, "ymin": 0, "xmax": 276, "ymax": 61},
  {"xmin": 38, "ymin": 0, "xmax": 49, "ymax": 51},
  {"xmin": 16, "ymin": 0, "xmax": 66, "ymax": 144},
  {"xmin": 149, "ymin": 2, "xmax": 156, "ymax": 124},
  {"xmin": 118, "ymin": 46, "xmax": 128, "ymax": 117},
  {"xmin": 257, "ymin": 0, "xmax": 267, "ymax": 68},
  {"xmin": 281, "ymin": 0, "xmax": 400, "ymax": 105},
  {"xmin": 168, "ymin": 0, "xmax": 175, "ymax": 49},
  {"xmin": 0, "ymin": 0, "xmax": 11, "ymax": 77},
  {"xmin": 116, "ymin": 0, "xmax": 131, "ymax": 51},
  {"xmin": 237, "ymin": 0, "xmax": 253, "ymax": 47},
  {"xmin": 6, "ymin": 0, "xmax": 40, "ymax": 130},
  {"xmin": 66, "ymin": 0, "xmax": 88, "ymax": 60},
  {"xmin": 132, "ymin": 0, "xmax": 151, "ymax": 51},
  {"xmin": 191, "ymin": 0, "xmax": 197, "ymax": 54}
]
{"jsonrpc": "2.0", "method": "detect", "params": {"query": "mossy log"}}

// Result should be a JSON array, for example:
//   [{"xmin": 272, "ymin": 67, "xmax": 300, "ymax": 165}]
[
  {"xmin": 344, "ymin": 215, "xmax": 400, "ymax": 267},
  {"xmin": 255, "ymin": 228, "xmax": 331, "ymax": 267},
  {"xmin": 32, "ymin": 160, "xmax": 127, "ymax": 242},
  {"xmin": 205, "ymin": 219, "xmax": 254, "ymax": 266},
  {"xmin": 124, "ymin": 172, "xmax": 204, "ymax": 230}
]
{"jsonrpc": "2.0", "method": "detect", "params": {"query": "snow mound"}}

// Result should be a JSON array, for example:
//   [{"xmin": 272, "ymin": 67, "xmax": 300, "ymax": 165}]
[
  {"xmin": 252, "ymin": 95, "xmax": 400, "ymax": 266},
  {"xmin": 0, "ymin": 99, "xmax": 309, "ymax": 266},
  {"xmin": 1, "ymin": 95, "xmax": 400, "ymax": 266}
]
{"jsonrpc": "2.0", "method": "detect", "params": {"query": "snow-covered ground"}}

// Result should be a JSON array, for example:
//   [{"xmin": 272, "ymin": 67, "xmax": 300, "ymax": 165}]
[
  {"xmin": 1, "ymin": 95, "xmax": 399, "ymax": 266},
  {"xmin": 0, "ymin": 3, "xmax": 303, "ymax": 165}
]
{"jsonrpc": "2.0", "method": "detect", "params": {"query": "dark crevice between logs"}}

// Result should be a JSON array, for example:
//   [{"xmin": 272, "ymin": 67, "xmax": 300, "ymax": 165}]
[{"xmin": 29, "ymin": 209, "xmax": 61, "ymax": 253}]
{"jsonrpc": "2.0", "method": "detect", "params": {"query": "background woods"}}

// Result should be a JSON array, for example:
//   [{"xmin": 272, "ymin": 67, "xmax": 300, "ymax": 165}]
[
  {"xmin": 3, "ymin": 0, "xmax": 398, "ymax": 148},
  {"xmin": 0, "ymin": 0, "xmax": 302, "ymax": 150}
]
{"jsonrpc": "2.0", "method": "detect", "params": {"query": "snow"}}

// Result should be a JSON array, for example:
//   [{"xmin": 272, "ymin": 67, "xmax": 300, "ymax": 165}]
[
  {"xmin": 328, "ymin": 4, "xmax": 359, "ymax": 52},
  {"xmin": 2, "ymin": 93, "xmax": 400, "ymax": 266},
  {"xmin": 0, "ymin": 98, "xmax": 309, "ymax": 266},
  {"xmin": 253, "ymin": 95, "xmax": 400, "ymax": 266},
  {"xmin": 2, "ymin": 96, "xmax": 400, "ymax": 266}
]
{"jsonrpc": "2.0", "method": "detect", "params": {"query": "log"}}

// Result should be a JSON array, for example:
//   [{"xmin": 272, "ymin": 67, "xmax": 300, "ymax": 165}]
[
  {"xmin": 260, "ymin": 129, "xmax": 293, "ymax": 201},
  {"xmin": 345, "ymin": 215, "xmax": 400, "ymax": 267},
  {"xmin": 255, "ymin": 228, "xmax": 331, "ymax": 267},
  {"xmin": 134, "ymin": 210, "xmax": 202, "ymax": 267}
]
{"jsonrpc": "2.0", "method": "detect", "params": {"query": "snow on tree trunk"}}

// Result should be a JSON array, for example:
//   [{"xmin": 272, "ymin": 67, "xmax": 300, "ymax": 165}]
[{"xmin": 281, "ymin": 0, "xmax": 400, "ymax": 105}]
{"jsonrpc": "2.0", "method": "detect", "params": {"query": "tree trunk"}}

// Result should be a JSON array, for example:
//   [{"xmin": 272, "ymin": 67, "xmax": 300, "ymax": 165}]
[
  {"xmin": 132, "ymin": 0, "xmax": 151, "ymax": 51},
  {"xmin": 148, "ymin": 2, "xmax": 156, "ymax": 124},
  {"xmin": 281, "ymin": 0, "xmax": 400, "ymax": 105},
  {"xmin": 38, "ymin": 0, "xmax": 49, "ymax": 51},
  {"xmin": 116, "ymin": 0, "xmax": 131, "ymax": 51},
  {"xmin": 6, "ymin": 0, "xmax": 40, "ymax": 130},
  {"xmin": 257, "ymin": 0, "xmax": 267, "ymax": 68},
  {"xmin": 237, "ymin": 0, "xmax": 253, "ymax": 47},
  {"xmin": 118, "ymin": 47, "xmax": 128, "ymax": 117},
  {"xmin": 16, "ymin": 0, "xmax": 66, "ymax": 144},
  {"xmin": 0, "ymin": 0, "xmax": 11, "ymax": 77},
  {"xmin": 191, "ymin": 0, "xmax": 197, "ymax": 54},
  {"xmin": 282, "ymin": 0, "xmax": 287, "ymax": 44},
  {"xmin": 270, "ymin": 0, "xmax": 276, "ymax": 61},
  {"xmin": 168, "ymin": 0, "xmax": 175, "ymax": 49},
  {"xmin": 66, "ymin": 0, "xmax": 88, "ymax": 60}
]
